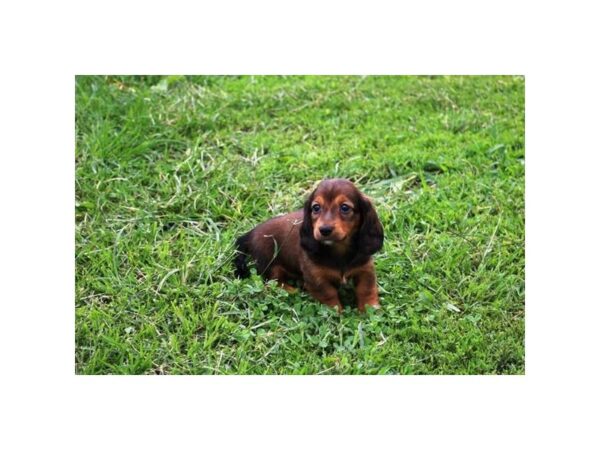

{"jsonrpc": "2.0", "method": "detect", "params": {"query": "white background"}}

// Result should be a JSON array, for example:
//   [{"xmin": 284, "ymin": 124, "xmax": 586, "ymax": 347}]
[{"xmin": 1, "ymin": 0, "xmax": 599, "ymax": 448}]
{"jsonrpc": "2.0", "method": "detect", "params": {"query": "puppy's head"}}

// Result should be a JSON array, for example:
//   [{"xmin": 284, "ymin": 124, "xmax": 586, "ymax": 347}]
[{"xmin": 300, "ymin": 179, "xmax": 383, "ymax": 258}]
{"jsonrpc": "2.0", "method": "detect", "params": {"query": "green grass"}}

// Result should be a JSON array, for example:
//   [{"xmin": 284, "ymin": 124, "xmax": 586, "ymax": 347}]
[{"xmin": 75, "ymin": 75, "xmax": 524, "ymax": 374}]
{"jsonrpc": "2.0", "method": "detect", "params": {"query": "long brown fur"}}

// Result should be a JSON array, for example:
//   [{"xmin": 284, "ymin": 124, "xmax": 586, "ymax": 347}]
[{"xmin": 234, "ymin": 179, "xmax": 384, "ymax": 312}]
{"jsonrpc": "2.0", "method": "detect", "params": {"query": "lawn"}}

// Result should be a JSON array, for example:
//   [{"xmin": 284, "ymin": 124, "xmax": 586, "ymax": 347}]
[{"xmin": 75, "ymin": 75, "xmax": 525, "ymax": 374}]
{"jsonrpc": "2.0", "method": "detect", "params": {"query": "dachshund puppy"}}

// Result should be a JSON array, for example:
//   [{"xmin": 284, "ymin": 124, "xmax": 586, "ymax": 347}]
[{"xmin": 234, "ymin": 179, "xmax": 384, "ymax": 312}]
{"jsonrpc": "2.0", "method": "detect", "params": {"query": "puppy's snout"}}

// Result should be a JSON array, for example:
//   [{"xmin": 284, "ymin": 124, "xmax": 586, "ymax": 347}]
[{"xmin": 319, "ymin": 225, "xmax": 334, "ymax": 237}]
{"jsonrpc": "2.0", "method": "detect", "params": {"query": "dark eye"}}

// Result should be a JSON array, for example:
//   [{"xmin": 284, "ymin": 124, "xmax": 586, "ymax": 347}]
[
  {"xmin": 311, "ymin": 204, "xmax": 321, "ymax": 213},
  {"xmin": 340, "ymin": 204, "xmax": 351, "ymax": 213}
]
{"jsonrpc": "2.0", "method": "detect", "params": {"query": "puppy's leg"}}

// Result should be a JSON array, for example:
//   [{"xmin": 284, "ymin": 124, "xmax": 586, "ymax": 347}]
[
  {"xmin": 268, "ymin": 265, "xmax": 298, "ymax": 293},
  {"xmin": 353, "ymin": 271, "xmax": 380, "ymax": 312},
  {"xmin": 304, "ymin": 281, "xmax": 343, "ymax": 312}
]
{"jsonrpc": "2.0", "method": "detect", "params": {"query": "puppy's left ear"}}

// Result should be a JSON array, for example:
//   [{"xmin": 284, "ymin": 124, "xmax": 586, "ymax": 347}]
[
  {"xmin": 300, "ymin": 190, "xmax": 319, "ymax": 254},
  {"xmin": 357, "ymin": 194, "xmax": 384, "ymax": 256}
]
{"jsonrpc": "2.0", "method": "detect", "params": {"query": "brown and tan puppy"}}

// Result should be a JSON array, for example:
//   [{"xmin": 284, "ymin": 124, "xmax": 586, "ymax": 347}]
[{"xmin": 234, "ymin": 179, "xmax": 384, "ymax": 312}]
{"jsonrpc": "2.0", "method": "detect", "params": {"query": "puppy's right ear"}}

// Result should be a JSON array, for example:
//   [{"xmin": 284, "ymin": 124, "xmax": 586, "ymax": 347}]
[
  {"xmin": 300, "ymin": 190, "xmax": 319, "ymax": 254},
  {"xmin": 356, "ymin": 194, "xmax": 384, "ymax": 256}
]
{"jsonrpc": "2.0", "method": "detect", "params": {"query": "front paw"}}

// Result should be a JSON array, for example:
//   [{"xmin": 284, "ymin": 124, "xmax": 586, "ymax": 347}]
[{"xmin": 358, "ymin": 298, "xmax": 380, "ymax": 312}]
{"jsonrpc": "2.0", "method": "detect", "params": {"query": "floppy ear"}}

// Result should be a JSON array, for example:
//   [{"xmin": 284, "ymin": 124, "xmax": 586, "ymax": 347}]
[
  {"xmin": 300, "ymin": 190, "xmax": 319, "ymax": 254},
  {"xmin": 356, "ymin": 194, "xmax": 384, "ymax": 256}
]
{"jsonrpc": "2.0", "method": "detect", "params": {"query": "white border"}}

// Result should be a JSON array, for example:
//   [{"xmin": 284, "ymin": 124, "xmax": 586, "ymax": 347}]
[{"xmin": 2, "ymin": 1, "xmax": 600, "ymax": 448}]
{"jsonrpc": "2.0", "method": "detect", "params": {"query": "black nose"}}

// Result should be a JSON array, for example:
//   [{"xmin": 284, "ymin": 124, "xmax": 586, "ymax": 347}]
[{"xmin": 319, "ymin": 225, "xmax": 333, "ymax": 236}]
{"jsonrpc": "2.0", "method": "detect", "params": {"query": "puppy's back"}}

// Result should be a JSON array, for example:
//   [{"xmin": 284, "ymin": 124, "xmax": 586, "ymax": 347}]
[{"xmin": 236, "ymin": 210, "xmax": 304, "ymax": 278}]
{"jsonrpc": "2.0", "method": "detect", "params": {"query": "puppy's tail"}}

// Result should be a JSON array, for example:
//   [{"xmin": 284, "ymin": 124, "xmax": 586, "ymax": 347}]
[{"xmin": 234, "ymin": 231, "xmax": 251, "ymax": 278}]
